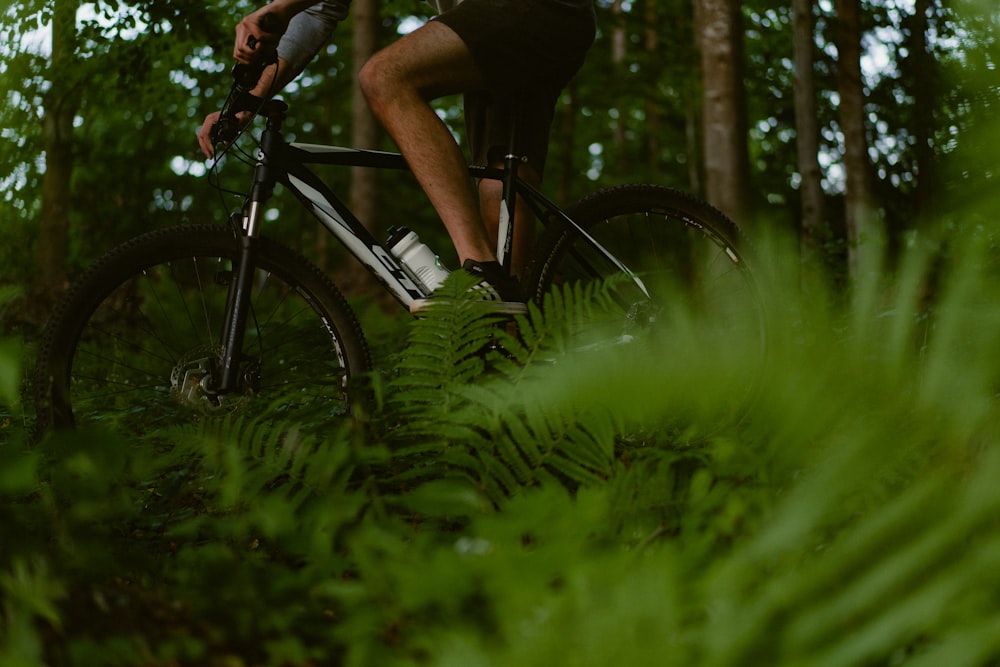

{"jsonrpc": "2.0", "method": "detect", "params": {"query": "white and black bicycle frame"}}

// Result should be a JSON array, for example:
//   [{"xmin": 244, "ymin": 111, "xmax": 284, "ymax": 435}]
[{"xmin": 215, "ymin": 97, "xmax": 644, "ymax": 393}]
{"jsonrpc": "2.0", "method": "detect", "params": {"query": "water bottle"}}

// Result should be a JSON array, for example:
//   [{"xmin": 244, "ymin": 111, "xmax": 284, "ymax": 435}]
[{"xmin": 387, "ymin": 226, "xmax": 451, "ymax": 292}]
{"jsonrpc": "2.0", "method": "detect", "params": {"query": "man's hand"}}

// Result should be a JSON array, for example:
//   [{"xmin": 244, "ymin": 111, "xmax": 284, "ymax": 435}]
[
  {"xmin": 198, "ymin": 110, "xmax": 252, "ymax": 158},
  {"xmin": 234, "ymin": 9, "xmax": 288, "ymax": 64},
  {"xmin": 198, "ymin": 3, "xmax": 299, "ymax": 159}
]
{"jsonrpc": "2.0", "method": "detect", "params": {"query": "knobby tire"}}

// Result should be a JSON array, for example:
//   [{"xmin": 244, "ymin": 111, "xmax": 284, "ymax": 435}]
[
  {"xmin": 526, "ymin": 183, "xmax": 766, "ymax": 422},
  {"xmin": 34, "ymin": 224, "xmax": 370, "ymax": 435}
]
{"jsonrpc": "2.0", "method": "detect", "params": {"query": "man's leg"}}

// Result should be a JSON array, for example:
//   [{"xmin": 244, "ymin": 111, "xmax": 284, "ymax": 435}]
[{"xmin": 358, "ymin": 21, "xmax": 498, "ymax": 267}]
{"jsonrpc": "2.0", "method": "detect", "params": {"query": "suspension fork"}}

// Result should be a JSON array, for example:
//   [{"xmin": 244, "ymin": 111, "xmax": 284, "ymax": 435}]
[{"xmin": 216, "ymin": 119, "xmax": 283, "ymax": 393}]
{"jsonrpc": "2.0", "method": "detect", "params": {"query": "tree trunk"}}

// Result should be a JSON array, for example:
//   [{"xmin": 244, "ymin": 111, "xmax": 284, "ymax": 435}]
[
  {"xmin": 685, "ymin": 102, "xmax": 700, "ymax": 194},
  {"xmin": 644, "ymin": 0, "xmax": 662, "ymax": 175},
  {"xmin": 37, "ymin": 0, "xmax": 79, "ymax": 291},
  {"xmin": 555, "ymin": 80, "xmax": 579, "ymax": 205},
  {"xmin": 610, "ymin": 0, "xmax": 628, "ymax": 173},
  {"xmin": 696, "ymin": 0, "xmax": 750, "ymax": 224},
  {"xmin": 910, "ymin": 0, "xmax": 935, "ymax": 222},
  {"xmin": 350, "ymin": 0, "xmax": 380, "ymax": 233},
  {"xmin": 834, "ymin": 0, "xmax": 880, "ymax": 280},
  {"xmin": 330, "ymin": 0, "xmax": 384, "ymax": 297},
  {"xmin": 792, "ymin": 0, "xmax": 826, "ymax": 267}
]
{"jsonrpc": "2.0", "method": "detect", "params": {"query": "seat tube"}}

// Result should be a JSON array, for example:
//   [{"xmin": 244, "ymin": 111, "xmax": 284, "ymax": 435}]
[{"xmin": 497, "ymin": 98, "xmax": 524, "ymax": 272}]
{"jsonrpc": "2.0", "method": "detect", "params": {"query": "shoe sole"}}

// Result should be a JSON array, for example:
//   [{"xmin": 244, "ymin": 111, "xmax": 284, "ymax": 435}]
[{"xmin": 409, "ymin": 299, "xmax": 527, "ymax": 316}]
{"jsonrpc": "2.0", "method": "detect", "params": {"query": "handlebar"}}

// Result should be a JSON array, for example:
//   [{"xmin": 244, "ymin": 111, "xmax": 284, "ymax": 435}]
[{"xmin": 209, "ymin": 13, "xmax": 282, "ymax": 145}]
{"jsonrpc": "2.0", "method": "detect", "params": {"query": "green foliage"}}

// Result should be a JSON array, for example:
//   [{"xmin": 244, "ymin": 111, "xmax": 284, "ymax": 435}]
[
  {"xmin": 381, "ymin": 272, "xmax": 621, "ymax": 504},
  {"xmin": 4, "ymin": 1, "xmax": 1000, "ymax": 664},
  {"xmin": 0, "ymin": 286, "xmax": 26, "ymax": 434},
  {"xmin": 5, "ymin": 204, "xmax": 1000, "ymax": 664},
  {"xmin": 0, "ymin": 0, "xmax": 256, "ymax": 292},
  {"xmin": 3, "ymin": 0, "xmax": 998, "ymax": 307}
]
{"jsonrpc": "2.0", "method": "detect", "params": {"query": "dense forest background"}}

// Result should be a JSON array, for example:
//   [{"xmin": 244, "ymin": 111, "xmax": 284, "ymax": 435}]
[
  {"xmin": 3, "ymin": 1, "xmax": 1000, "ymax": 665},
  {"xmin": 2, "ymin": 0, "xmax": 997, "ymax": 318}
]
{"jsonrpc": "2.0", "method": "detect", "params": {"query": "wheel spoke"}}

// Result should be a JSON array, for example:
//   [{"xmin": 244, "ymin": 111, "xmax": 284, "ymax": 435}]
[
  {"xmin": 36, "ymin": 226, "xmax": 369, "ymax": 434},
  {"xmin": 528, "ymin": 185, "xmax": 766, "ymax": 420}
]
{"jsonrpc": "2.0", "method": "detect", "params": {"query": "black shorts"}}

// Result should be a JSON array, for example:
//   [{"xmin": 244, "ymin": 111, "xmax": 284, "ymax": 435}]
[{"xmin": 434, "ymin": 0, "xmax": 596, "ymax": 173}]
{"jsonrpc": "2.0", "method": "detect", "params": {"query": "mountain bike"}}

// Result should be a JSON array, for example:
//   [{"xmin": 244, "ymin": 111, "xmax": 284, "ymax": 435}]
[{"xmin": 33, "ymin": 59, "xmax": 764, "ymax": 434}]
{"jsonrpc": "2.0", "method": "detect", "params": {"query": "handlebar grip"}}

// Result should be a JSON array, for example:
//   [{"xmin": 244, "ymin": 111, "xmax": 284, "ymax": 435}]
[
  {"xmin": 247, "ymin": 12, "xmax": 280, "ymax": 49},
  {"xmin": 209, "ymin": 13, "xmax": 283, "ymax": 147},
  {"xmin": 237, "ymin": 13, "xmax": 281, "ymax": 90}
]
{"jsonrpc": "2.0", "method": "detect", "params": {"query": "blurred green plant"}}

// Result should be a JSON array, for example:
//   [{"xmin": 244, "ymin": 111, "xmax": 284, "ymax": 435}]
[
  {"xmin": 4, "ymin": 213, "xmax": 1000, "ymax": 665},
  {"xmin": 5, "ymin": 77, "xmax": 1000, "ymax": 663}
]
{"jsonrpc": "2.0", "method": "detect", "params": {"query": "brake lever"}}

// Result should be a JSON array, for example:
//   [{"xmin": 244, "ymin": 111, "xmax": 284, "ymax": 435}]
[
  {"xmin": 210, "ymin": 115, "xmax": 243, "ymax": 144},
  {"xmin": 208, "ymin": 13, "xmax": 281, "ymax": 149},
  {"xmin": 209, "ymin": 59, "xmax": 273, "ymax": 145}
]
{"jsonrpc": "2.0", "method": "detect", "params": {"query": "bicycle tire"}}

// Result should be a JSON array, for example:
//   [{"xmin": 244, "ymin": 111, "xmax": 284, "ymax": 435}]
[
  {"xmin": 526, "ymin": 184, "xmax": 765, "ymax": 415},
  {"xmin": 34, "ymin": 224, "xmax": 371, "ymax": 435}
]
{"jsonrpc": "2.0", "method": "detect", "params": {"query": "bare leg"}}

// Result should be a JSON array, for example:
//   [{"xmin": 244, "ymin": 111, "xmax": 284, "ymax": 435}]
[{"xmin": 358, "ymin": 22, "xmax": 497, "ymax": 265}]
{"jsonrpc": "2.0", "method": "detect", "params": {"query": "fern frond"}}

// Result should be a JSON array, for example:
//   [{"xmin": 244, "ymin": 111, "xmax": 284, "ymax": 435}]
[{"xmin": 377, "ymin": 273, "xmax": 632, "ymax": 508}]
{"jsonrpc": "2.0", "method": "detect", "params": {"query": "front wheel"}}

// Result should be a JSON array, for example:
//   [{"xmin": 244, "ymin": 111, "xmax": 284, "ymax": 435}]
[
  {"xmin": 526, "ymin": 184, "xmax": 766, "ymax": 417},
  {"xmin": 34, "ymin": 225, "xmax": 371, "ymax": 435}
]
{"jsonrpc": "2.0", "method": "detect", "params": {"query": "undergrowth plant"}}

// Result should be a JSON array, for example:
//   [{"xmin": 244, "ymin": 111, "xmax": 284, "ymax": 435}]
[
  {"xmin": 381, "ymin": 271, "xmax": 622, "ymax": 503},
  {"xmin": 3, "ymin": 210, "xmax": 1000, "ymax": 665}
]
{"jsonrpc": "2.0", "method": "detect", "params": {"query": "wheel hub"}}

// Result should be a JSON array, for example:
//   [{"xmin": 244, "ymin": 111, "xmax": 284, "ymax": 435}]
[
  {"xmin": 169, "ymin": 346, "xmax": 260, "ymax": 414},
  {"xmin": 625, "ymin": 299, "xmax": 660, "ymax": 333}
]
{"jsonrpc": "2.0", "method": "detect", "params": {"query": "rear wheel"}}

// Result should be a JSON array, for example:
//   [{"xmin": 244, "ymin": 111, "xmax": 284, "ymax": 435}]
[
  {"xmin": 34, "ymin": 225, "xmax": 370, "ymax": 435},
  {"xmin": 526, "ymin": 184, "xmax": 765, "ymax": 420}
]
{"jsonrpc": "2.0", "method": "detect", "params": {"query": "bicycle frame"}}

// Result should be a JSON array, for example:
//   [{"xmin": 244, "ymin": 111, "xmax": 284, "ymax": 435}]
[{"xmin": 214, "ymin": 99, "xmax": 646, "ymax": 393}]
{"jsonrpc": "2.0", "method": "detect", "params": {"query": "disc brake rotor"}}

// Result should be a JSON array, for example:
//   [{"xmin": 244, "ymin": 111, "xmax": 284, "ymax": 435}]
[{"xmin": 169, "ymin": 346, "xmax": 260, "ymax": 414}]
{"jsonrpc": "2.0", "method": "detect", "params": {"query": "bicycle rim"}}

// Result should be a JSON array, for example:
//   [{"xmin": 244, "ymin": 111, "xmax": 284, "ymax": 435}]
[
  {"xmin": 528, "ymin": 184, "xmax": 766, "ymax": 419},
  {"xmin": 36, "ymin": 225, "xmax": 370, "ymax": 435}
]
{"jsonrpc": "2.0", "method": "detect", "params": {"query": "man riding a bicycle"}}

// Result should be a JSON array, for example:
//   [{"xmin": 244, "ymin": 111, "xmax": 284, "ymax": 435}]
[{"xmin": 198, "ymin": 0, "xmax": 596, "ymax": 312}]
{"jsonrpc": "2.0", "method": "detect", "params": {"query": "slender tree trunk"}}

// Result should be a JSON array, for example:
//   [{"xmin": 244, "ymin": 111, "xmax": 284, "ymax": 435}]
[
  {"xmin": 644, "ymin": 0, "xmax": 662, "ymax": 176},
  {"xmin": 911, "ymin": 0, "xmax": 935, "ymax": 221},
  {"xmin": 834, "ymin": 0, "xmax": 879, "ymax": 280},
  {"xmin": 685, "ymin": 0, "xmax": 702, "ymax": 194},
  {"xmin": 792, "ymin": 0, "xmax": 826, "ymax": 267},
  {"xmin": 610, "ymin": 0, "xmax": 628, "ymax": 173},
  {"xmin": 696, "ymin": 0, "xmax": 751, "ymax": 224},
  {"xmin": 37, "ymin": 0, "xmax": 79, "ymax": 291},
  {"xmin": 351, "ymin": 0, "xmax": 380, "ymax": 233},
  {"xmin": 312, "ymin": 82, "xmax": 336, "ymax": 271},
  {"xmin": 328, "ymin": 0, "xmax": 383, "ymax": 296},
  {"xmin": 556, "ymin": 80, "xmax": 579, "ymax": 205},
  {"xmin": 685, "ymin": 103, "xmax": 701, "ymax": 193}
]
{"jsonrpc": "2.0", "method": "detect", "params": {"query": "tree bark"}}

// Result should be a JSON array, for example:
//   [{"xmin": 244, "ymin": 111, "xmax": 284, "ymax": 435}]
[
  {"xmin": 37, "ymin": 0, "xmax": 79, "ymax": 291},
  {"xmin": 644, "ymin": 0, "xmax": 662, "ymax": 175},
  {"xmin": 685, "ymin": 102, "xmax": 701, "ymax": 194},
  {"xmin": 350, "ymin": 0, "xmax": 380, "ymax": 233},
  {"xmin": 910, "ymin": 0, "xmax": 935, "ymax": 222},
  {"xmin": 610, "ymin": 0, "xmax": 628, "ymax": 173},
  {"xmin": 696, "ymin": 0, "xmax": 751, "ymax": 224},
  {"xmin": 321, "ymin": 0, "xmax": 384, "ymax": 296},
  {"xmin": 555, "ymin": 80, "xmax": 579, "ymax": 205},
  {"xmin": 834, "ymin": 0, "xmax": 880, "ymax": 280},
  {"xmin": 792, "ymin": 0, "xmax": 826, "ymax": 266}
]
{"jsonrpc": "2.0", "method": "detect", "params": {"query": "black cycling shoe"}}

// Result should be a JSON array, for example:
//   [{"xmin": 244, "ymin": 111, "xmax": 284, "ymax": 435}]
[{"xmin": 410, "ymin": 259, "xmax": 528, "ymax": 315}]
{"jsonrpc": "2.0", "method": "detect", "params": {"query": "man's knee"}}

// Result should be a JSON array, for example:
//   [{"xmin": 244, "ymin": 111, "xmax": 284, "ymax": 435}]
[
  {"xmin": 360, "ymin": 51, "xmax": 412, "ymax": 116},
  {"xmin": 358, "ymin": 56, "xmax": 388, "ymax": 111}
]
